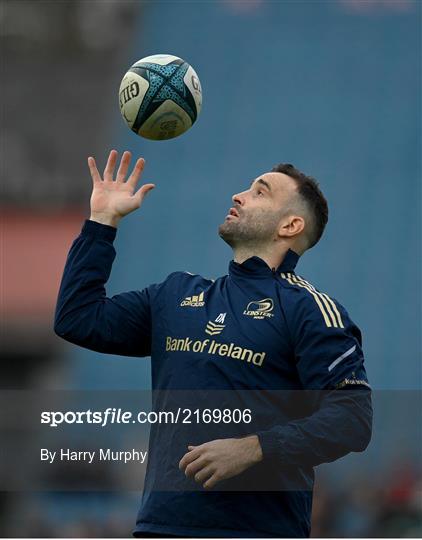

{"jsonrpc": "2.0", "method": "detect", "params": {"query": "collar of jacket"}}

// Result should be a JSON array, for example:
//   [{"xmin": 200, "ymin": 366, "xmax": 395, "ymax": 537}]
[{"xmin": 229, "ymin": 249, "xmax": 300, "ymax": 279}]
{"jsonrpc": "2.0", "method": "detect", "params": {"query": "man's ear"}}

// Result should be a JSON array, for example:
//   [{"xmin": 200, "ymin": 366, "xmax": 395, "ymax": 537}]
[{"xmin": 278, "ymin": 215, "xmax": 305, "ymax": 239}]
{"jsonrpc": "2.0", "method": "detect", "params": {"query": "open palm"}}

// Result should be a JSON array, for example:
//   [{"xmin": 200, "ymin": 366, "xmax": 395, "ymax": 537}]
[{"xmin": 88, "ymin": 150, "xmax": 155, "ymax": 227}]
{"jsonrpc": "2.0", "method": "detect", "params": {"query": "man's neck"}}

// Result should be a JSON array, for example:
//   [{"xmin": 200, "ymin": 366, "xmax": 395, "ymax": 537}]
[{"xmin": 233, "ymin": 244, "xmax": 290, "ymax": 271}]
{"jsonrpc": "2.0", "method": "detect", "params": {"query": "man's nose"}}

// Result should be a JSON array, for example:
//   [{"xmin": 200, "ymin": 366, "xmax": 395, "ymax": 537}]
[{"xmin": 232, "ymin": 192, "xmax": 245, "ymax": 206}]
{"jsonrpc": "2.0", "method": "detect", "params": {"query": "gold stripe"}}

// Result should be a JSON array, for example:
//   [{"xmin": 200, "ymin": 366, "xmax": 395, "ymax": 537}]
[
  {"xmin": 198, "ymin": 292, "xmax": 204, "ymax": 301},
  {"xmin": 289, "ymin": 274, "xmax": 337, "ymax": 327},
  {"xmin": 290, "ymin": 275, "xmax": 338, "ymax": 328},
  {"xmin": 295, "ymin": 275, "xmax": 344, "ymax": 329},
  {"xmin": 282, "ymin": 273, "xmax": 332, "ymax": 328},
  {"xmin": 318, "ymin": 293, "xmax": 343, "ymax": 328}
]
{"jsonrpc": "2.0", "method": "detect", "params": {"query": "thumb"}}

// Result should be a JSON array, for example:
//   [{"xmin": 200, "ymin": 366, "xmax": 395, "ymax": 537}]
[{"xmin": 134, "ymin": 183, "xmax": 155, "ymax": 205}]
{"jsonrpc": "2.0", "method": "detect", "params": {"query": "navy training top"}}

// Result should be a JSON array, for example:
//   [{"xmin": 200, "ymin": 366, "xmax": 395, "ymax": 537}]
[{"xmin": 54, "ymin": 220, "xmax": 372, "ymax": 538}]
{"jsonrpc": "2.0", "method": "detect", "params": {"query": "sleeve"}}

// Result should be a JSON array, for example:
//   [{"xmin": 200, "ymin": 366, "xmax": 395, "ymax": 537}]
[
  {"xmin": 256, "ymin": 290, "xmax": 372, "ymax": 467},
  {"xmin": 54, "ymin": 219, "xmax": 157, "ymax": 357},
  {"xmin": 293, "ymin": 292, "xmax": 370, "ymax": 391}
]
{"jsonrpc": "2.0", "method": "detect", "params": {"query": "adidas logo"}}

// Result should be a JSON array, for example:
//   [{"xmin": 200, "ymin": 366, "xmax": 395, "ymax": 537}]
[
  {"xmin": 205, "ymin": 313, "xmax": 226, "ymax": 336},
  {"xmin": 180, "ymin": 291, "xmax": 205, "ymax": 307}
]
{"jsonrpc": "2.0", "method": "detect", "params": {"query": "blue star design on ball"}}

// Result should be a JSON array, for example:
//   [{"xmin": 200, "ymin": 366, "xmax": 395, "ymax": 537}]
[{"xmin": 130, "ymin": 61, "xmax": 195, "ymax": 131}]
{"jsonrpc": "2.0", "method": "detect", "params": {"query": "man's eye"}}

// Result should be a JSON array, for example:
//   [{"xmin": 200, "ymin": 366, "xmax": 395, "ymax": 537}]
[{"xmin": 257, "ymin": 190, "xmax": 264, "ymax": 196}]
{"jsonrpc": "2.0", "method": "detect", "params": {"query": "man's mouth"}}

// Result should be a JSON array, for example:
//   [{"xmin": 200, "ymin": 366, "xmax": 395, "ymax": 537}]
[{"xmin": 227, "ymin": 207, "xmax": 240, "ymax": 219}]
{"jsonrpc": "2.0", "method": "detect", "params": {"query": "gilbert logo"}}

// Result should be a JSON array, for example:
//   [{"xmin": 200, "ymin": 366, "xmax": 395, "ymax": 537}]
[
  {"xmin": 180, "ymin": 291, "xmax": 205, "ymax": 307},
  {"xmin": 243, "ymin": 298, "xmax": 274, "ymax": 319}
]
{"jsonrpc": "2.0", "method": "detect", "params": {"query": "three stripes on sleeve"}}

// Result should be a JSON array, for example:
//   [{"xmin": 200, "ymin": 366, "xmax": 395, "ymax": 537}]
[{"xmin": 280, "ymin": 272, "xmax": 344, "ymax": 329}]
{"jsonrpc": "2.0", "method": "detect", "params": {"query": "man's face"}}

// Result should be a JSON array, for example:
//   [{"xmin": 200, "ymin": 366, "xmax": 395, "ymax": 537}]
[{"xmin": 218, "ymin": 172, "xmax": 298, "ymax": 249}]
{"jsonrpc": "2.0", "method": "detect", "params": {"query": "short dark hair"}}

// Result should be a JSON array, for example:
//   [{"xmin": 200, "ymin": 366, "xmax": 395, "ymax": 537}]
[{"xmin": 271, "ymin": 163, "xmax": 328, "ymax": 249}]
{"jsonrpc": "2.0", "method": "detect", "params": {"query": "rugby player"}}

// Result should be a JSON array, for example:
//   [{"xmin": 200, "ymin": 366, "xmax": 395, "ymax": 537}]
[{"xmin": 55, "ymin": 150, "xmax": 372, "ymax": 537}]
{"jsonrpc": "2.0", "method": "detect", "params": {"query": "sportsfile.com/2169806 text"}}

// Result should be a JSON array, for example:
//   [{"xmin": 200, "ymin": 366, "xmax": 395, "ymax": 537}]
[{"xmin": 40, "ymin": 408, "xmax": 253, "ymax": 428}]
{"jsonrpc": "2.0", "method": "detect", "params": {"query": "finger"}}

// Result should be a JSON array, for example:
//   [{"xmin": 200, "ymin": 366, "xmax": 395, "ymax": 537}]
[
  {"xmin": 203, "ymin": 473, "xmax": 221, "ymax": 490},
  {"xmin": 194, "ymin": 466, "xmax": 214, "ymax": 484},
  {"xmin": 133, "ymin": 183, "xmax": 155, "ymax": 207},
  {"xmin": 127, "ymin": 157, "xmax": 145, "ymax": 188},
  {"xmin": 103, "ymin": 149, "xmax": 118, "ymax": 181},
  {"xmin": 185, "ymin": 457, "xmax": 208, "ymax": 478},
  {"xmin": 188, "ymin": 446, "xmax": 197, "ymax": 451},
  {"xmin": 179, "ymin": 446, "xmax": 201, "ymax": 471},
  {"xmin": 179, "ymin": 446, "xmax": 202, "ymax": 471},
  {"xmin": 88, "ymin": 157, "xmax": 101, "ymax": 185},
  {"xmin": 116, "ymin": 150, "xmax": 131, "ymax": 182}
]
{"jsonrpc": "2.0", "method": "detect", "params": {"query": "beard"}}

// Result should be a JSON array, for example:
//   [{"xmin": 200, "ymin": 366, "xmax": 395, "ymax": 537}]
[{"xmin": 218, "ymin": 207, "xmax": 282, "ymax": 249}]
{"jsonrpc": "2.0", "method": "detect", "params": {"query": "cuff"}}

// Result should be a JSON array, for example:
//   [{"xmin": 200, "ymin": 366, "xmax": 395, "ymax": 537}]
[
  {"xmin": 256, "ymin": 430, "xmax": 282, "ymax": 461},
  {"xmin": 81, "ymin": 219, "xmax": 117, "ymax": 243}
]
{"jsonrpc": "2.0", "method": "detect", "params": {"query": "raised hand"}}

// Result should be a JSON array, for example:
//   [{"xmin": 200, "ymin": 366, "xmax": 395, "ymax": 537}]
[{"xmin": 88, "ymin": 150, "xmax": 155, "ymax": 227}]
